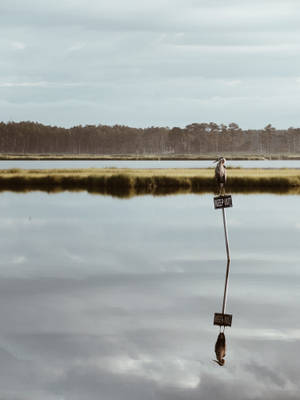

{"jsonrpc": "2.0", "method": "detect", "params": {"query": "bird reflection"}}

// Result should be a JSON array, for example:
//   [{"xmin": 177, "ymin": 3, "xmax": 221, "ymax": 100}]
[{"xmin": 214, "ymin": 331, "xmax": 226, "ymax": 366}]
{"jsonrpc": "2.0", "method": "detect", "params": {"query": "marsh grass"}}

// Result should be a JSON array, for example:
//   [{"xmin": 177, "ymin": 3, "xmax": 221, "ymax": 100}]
[{"xmin": 0, "ymin": 168, "xmax": 300, "ymax": 197}]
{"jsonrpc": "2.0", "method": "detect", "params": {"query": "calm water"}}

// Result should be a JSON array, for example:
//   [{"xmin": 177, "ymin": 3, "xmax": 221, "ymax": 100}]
[
  {"xmin": 1, "ymin": 159, "xmax": 300, "ymax": 169},
  {"xmin": 0, "ymin": 191, "xmax": 299, "ymax": 399}
]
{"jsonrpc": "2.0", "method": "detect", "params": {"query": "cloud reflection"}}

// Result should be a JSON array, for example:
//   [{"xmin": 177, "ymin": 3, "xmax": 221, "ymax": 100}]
[{"xmin": 0, "ymin": 192, "xmax": 298, "ymax": 398}]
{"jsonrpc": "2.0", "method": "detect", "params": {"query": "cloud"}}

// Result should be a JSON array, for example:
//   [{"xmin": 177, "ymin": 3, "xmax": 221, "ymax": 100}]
[
  {"xmin": 1, "ymin": 1, "xmax": 300, "ymax": 127},
  {"xmin": 0, "ymin": 82, "xmax": 49, "ymax": 88},
  {"xmin": 245, "ymin": 362, "xmax": 286, "ymax": 387},
  {"xmin": 11, "ymin": 256, "xmax": 27, "ymax": 265},
  {"xmin": 11, "ymin": 41, "xmax": 26, "ymax": 50},
  {"xmin": 0, "ymin": 81, "xmax": 87, "ymax": 88},
  {"xmin": 67, "ymin": 42, "xmax": 86, "ymax": 52},
  {"xmin": 224, "ymin": 80, "xmax": 242, "ymax": 87}
]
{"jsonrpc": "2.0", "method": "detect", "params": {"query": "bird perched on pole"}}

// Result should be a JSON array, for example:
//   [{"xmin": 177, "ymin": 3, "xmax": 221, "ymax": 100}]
[
  {"xmin": 214, "ymin": 157, "xmax": 227, "ymax": 194},
  {"xmin": 214, "ymin": 331, "xmax": 226, "ymax": 366}
]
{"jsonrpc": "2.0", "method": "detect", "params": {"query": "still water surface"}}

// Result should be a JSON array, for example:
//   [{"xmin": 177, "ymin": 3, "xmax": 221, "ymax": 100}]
[
  {"xmin": 1, "ymin": 159, "xmax": 300, "ymax": 169},
  {"xmin": 0, "ymin": 191, "xmax": 299, "ymax": 399}
]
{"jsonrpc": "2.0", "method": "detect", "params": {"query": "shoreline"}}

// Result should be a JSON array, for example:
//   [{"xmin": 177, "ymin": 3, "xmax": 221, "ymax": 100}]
[
  {"xmin": 0, "ymin": 168, "xmax": 300, "ymax": 197},
  {"xmin": 1, "ymin": 154, "xmax": 300, "ymax": 161}
]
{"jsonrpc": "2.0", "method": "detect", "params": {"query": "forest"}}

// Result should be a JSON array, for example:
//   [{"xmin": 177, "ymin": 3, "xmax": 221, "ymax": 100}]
[{"xmin": 0, "ymin": 121, "xmax": 300, "ymax": 155}]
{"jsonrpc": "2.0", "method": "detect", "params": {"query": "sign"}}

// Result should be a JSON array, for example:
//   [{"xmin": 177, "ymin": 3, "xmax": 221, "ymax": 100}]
[
  {"xmin": 214, "ymin": 195, "xmax": 232, "ymax": 209},
  {"xmin": 214, "ymin": 313, "xmax": 232, "ymax": 327}
]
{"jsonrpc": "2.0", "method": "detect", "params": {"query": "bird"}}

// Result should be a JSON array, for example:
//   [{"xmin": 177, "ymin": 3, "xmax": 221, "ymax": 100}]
[
  {"xmin": 214, "ymin": 332, "xmax": 226, "ymax": 366},
  {"xmin": 214, "ymin": 157, "xmax": 227, "ymax": 194}
]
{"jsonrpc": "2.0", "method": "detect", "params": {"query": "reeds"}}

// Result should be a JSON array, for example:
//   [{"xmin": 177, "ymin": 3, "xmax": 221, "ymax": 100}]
[{"xmin": 0, "ymin": 168, "xmax": 299, "ymax": 197}]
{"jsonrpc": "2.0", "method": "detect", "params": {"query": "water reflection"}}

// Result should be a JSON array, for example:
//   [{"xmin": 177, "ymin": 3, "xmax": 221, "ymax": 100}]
[
  {"xmin": 1, "ymin": 159, "xmax": 300, "ymax": 169},
  {"xmin": 214, "ymin": 332, "xmax": 226, "ymax": 366},
  {"xmin": 0, "ymin": 192, "xmax": 299, "ymax": 399},
  {"xmin": 213, "ymin": 182, "xmax": 232, "ymax": 366},
  {"xmin": 213, "ymin": 259, "xmax": 232, "ymax": 366}
]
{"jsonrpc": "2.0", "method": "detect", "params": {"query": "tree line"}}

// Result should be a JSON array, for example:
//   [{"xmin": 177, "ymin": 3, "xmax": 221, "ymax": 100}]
[{"xmin": 0, "ymin": 121, "xmax": 300, "ymax": 155}]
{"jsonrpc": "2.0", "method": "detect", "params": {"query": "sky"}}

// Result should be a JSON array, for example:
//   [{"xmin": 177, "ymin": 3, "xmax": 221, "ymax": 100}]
[{"xmin": 1, "ymin": 0, "xmax": 300, "ymax": 129}]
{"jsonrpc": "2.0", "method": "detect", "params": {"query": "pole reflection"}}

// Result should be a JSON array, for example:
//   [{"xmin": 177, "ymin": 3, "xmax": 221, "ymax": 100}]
[{"xmin": 213, "ymin": 259, "xmax": 232, "ymax": 366}]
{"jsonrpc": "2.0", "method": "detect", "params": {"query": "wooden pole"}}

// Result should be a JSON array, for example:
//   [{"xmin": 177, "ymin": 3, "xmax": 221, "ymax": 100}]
[
  {"xmin": 222, "ymin": 208, "xmax": 230, "ymax": 262},
  {"xmin": 221, "ymin": 207, "xmax": 231, "ymax": 315},
  {"xmin": 221, "ymin": 259, "xmax": 230, "ymax": 315}
]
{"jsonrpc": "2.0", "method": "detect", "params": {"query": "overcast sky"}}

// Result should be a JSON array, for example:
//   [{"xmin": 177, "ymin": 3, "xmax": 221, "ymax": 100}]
[{"xmin": 1, "ymin": 0, "xmax": 300, "ymax": 128}]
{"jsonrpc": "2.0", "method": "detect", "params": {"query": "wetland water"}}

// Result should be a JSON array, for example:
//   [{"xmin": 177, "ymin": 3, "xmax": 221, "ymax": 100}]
[
  {"xmin": 0, "ymin": 191, "xmax": 299, "ymax": 399},
  {"xmin": 1, "ymin": 159, "xmax": 300, "ymax": 169}
]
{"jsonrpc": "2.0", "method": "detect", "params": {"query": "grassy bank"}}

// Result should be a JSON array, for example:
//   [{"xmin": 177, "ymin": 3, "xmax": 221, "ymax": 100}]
[
  {"xmin": 0, "ymin": 168, "xmax": 300, "ymax": 197},
  {"xmin": 1, "ymin": 154, "xmax": 300, "ymax": 160}
]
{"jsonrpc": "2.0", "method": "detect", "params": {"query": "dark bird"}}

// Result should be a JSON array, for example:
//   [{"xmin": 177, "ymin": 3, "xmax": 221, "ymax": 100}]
[
  {"xmin": 214, "ymin": 157, "xmax": 227, "ymax": 194},
  {"xmin": 214, "ymin": 332, "xmax": 226, "ymax": 366}
]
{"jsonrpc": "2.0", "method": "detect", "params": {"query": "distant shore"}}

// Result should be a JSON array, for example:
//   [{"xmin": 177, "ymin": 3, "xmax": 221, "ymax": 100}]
[
  {"xmin": 1, "ymin": 167, "xmax": 300, "ymax": 197},
  {"xmin": 1, "ymin": 154, "xmax": 300, "ymax": 161}
]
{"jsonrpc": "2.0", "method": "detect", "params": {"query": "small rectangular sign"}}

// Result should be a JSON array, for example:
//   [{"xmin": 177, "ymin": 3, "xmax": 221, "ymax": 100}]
[
  {"xmin": 214, "ymin": 313, "xmax": 232, "ymax": 327},
  {"xmin": 214, "ymin": 195, "xmax": 233, "ymax": 209}
]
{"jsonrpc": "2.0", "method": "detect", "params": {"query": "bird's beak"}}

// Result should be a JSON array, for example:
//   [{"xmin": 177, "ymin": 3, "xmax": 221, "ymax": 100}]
[{"xmin": 213, "ymin": 359, "xmax": 224, "ymax": 366}]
